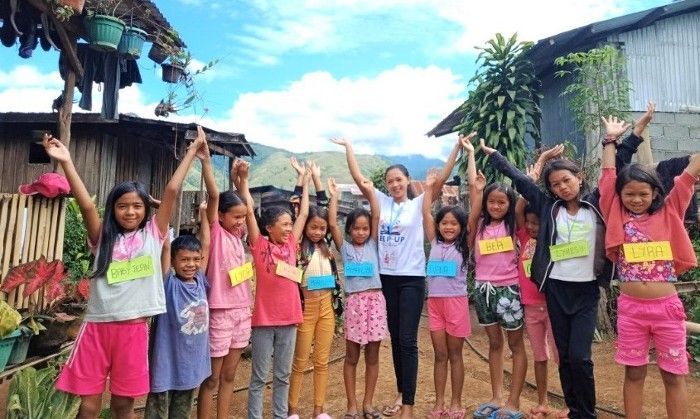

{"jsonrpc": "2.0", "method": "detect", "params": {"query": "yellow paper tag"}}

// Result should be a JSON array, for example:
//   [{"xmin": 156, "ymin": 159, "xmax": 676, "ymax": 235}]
[
  {"xmin": 229, "ymin": 262, "xmax": 254, "ymax": 286},
  {"xmin": 478, "ymin": 236, "xmax": 514, "ymax": 255},
  {"xmin": 522, "ymin": 259, "xmax": 532, "ymax": 277},
  {"xmin": 107, "ymin": 255, "xmax": 154, "ymax": 284},
  {"xmin": 549, "ymin": 240, "xmax": 589, "ymax": 262},
  {"xmin": 623, "ymin": 241, "xmax": 673, "ymax": 263},
  {"xmin": 275, "ymin": 261, "xmax": 302, "ymax": 283}
]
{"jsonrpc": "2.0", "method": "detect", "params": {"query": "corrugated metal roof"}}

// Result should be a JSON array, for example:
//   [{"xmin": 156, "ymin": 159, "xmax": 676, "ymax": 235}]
[{"xmin": 427, "ymin": 0, "xmax": 700, "ymax": 138}]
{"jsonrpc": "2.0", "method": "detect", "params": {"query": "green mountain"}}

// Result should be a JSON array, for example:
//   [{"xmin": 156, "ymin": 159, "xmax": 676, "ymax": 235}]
[{"xmin": 184, "ymin": 142, "xmax": 444, "ymax": 191}]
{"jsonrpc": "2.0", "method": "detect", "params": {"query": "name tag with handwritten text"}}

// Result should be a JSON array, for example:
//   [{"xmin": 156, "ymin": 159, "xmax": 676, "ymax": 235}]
[
  {"xmin": 427, "ymin": 260, "xmax": 458, "ymax": 277},
  {"xmin": 229, "ymin": 262, "xmax": 254, "ymax": 286},
  {"xmin": 478, "ymin": 236, "xmax": 514, "ymax": 255},
  {"xmin": 623, "ymin": 241, "xmax": 673, "ymax": 263},
  {"xmin": 276, "ymin": 261, "xmax": 302, "ymax": 283},
  {"xmin": 107, "ymin": 255, "xmax": 154, "ymax": 284},
  {"xmin": 307, "ymin": 274, "xmax": 335, "ymax": 290},
  {"xmin": 549, "ymin": 240, "xmax": 589, "ymax": 262},
  {"xmin": 344, "ymin": 262, "xmax": 374, "ymax": 277}
]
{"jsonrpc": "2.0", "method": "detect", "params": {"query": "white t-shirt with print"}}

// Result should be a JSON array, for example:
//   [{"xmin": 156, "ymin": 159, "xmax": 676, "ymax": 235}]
[
  {"xmin": 549, "ymin": 206, "xmax": 596, "ymax": 282},
  {"xmin": 375, "ymin": 190, "xmax": 426, "ymax": 277}
]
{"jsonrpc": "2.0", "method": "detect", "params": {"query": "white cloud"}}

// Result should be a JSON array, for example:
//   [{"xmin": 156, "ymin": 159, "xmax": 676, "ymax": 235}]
[
  {"xmin": 224, "ymin": 65, "xmax": 465, "ymax": 158},
  {"xmin": 233, "ymin": 0, "xmax": 647, "ymax": 62}
]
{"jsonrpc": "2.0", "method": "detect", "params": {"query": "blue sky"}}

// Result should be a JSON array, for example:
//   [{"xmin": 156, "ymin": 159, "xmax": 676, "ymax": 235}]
[{"xmin": 0, "ymin": 0, "xmax": 669, "ymax": 159}]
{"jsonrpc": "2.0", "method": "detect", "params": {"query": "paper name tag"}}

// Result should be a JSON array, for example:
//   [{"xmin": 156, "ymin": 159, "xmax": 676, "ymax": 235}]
[
  {"xmin": 344, "ymin": 262, "xmax": 375, "ymax": 277},
  {"xmin": 307, "ymin": 274, "xmax": 335, "ymax": 290},
  {"xmin": 623, "ymin": 241, "xmax": 673, "ymax": 263},
  {"xmin": 229, "ymin": 262, "xmax": 254, "ymax": 286},
  {"xmin": 522, "ymin": 259, "xmax": 532, "ymax": 277},
  {"xmin": 478, "ymin": 236, "xmax": 514, "ymax": 255},
  {"xmin": 549, "ymin": 240, "xmax": 589, "ymax": 262},
  {"xmin": 107, "ymin": 255, "xmax": 154, "ymax": 284},
  {"xmin": 276, "ymin": 261, "xmax": 302, "ymax": 283},
  {"xmin": 426, "ymin": 260, "xmax": 458, "ymax": 277}
]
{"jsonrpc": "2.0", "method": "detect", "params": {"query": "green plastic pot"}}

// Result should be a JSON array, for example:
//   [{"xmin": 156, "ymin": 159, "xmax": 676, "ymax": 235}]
[
  {"xmin": 0, "ymin": 329, "xmax": 20, "ymax": 372},
  {"xmin": 7, "ymin": 333, "xmax": 31, "ymax": 366},
  {"xmin": 118, "ymin": 27, "xmax": 147, "ymax": 59},
  {"xmin": 85, "ymin": 15, "xmax": 125, "ymax": 51}
]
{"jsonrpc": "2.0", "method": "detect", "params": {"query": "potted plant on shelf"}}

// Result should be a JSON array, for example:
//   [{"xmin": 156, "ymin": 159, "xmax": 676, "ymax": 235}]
[
  {"xmin": 84, "ymin": 0, "xmax": 126, "ymax": 51},
  {"xmin": 148, "ymin": 29, "xmax": 179, "ymax": 64},
  {"xmin": 44, "ymin": 0, "xmax": 85, "ymax": 22},
  {"xmin": 0, "ymin": 301, "xmax": 21, "ymax": 372},
  {"xmin": 117, "ymin": 25, "xmax": 147, "ymax": 59}
]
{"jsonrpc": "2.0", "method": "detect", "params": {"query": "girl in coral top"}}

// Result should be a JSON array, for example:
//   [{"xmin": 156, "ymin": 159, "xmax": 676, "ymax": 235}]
[{"xmin": 599, "ymin": 113, "xmax": 700, "ymax": 419}]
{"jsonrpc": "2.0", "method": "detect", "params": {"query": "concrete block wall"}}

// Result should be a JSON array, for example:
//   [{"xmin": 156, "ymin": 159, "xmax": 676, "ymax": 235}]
[{"xmin": 628, "ymin": 111, "xmax": 700, "ymax": 163}]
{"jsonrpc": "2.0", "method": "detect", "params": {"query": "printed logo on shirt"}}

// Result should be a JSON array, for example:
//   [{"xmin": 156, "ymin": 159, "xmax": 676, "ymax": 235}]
[
  {"xmin": 379, "ymin": 221, "xmax": 405, "ymax": 245},
  {"xmin": 179, "ymin": 300, "xmax": 209, "ymax": 335}
]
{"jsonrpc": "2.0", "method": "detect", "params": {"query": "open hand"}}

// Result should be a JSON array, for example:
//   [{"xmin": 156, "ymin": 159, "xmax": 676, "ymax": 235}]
[
  {"xmin": 601, "ymin": 115, "xmax": 631, "ymax": 138},
  {"xmin": 290, "ymin": 157, "xmax": 304, "ymax": 175},
  {"xmin": 308, "ymin": 160, "xmax": 321, "ymax": 178},
  {"xmin": 474, "ymin": 170, "xmax": 486, "ymax": 191},
  {"xmin": 329, "ymin": 138, "xmax": 349, "ymax": 147},
  {"xmin": 538, "ymin": 144, "xmax": 565, "ymax": 163},
  {"xmin": 479, "ymin": 138, "xmax": 496, "ymax": 155},
  {"xmin": 634, "ymin": 101, "xmax": 656, "ymax": 136},
  {"xmin": 42, "ymin": 133, "xmax": 71, "ymax": 163},
  {"xmin": 425, "ymin": 169, "xmax": 438, "ymax": 188}
]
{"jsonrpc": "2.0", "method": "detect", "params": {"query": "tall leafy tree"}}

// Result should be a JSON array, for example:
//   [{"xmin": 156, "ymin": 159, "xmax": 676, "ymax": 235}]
[{"xmin": 456, "ymin": 33, "xmax": 541, "ymax": 183}]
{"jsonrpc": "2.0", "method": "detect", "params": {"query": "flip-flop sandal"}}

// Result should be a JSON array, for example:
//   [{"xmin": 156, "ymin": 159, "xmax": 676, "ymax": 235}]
[
  {"xmin": 473, "ymin": 402, "xmax": 500, "ymax": 419},
  {"xmin": 344, "ymin": 414, "xmax": 361, "ymax": 419},
  {"xmin": 448, "ymin": 408, "xmax": 466, "ymax": 419},
  {"xmin": 489, "ymin": 408, "xmax": 525, "ymax": 419},
  {"xmin": 555, "ymin": 409, "xmax": 570, "ymax": 419},
  {"xmin": 428, "ymin": 408, "xmax": 447, "ymax": 418},
  {"xmin": 363, "ymin": 408, "xmax": 382, "ymax": 419},
  {"xmin": 382, "ymin": 402, "xmax": 402, "ymax": 417},
  {"xmin": 529, "ymin": 406, "xmax": 551, "ymax": 417}
]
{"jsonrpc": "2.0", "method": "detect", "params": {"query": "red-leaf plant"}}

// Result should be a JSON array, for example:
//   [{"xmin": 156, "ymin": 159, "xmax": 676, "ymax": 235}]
[{"xmin": 1, "ymin": 256, "xmax": 88, "ymax": 334}]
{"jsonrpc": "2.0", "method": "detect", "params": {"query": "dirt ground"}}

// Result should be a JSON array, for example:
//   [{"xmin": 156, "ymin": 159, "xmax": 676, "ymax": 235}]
[{"xmin": 1, "ymin": 306, "xmax": 698, "ymax": 418}]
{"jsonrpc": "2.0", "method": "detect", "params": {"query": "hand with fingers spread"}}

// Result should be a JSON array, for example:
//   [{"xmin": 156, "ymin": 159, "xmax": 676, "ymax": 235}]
[
  {"xmin": 474, "ymin": 170, "xmax": 486, "ymax": 192},
  {"xmin": 460, "ymin": 132, "xmax": 477, "ymax": 154},
  {"xmin": 290, "ymin": 156, "xmax": 304, "ymax": 176},
  {"xmin": 425, "ymin": 169, "xmax": 438, "ymax": 188},
  {"xmin": 526, "ymin": 164, "xmax": 541, "ymax": 182},
  {"xmin": 308, "ymin": 160, "xmax": 321, "ymax": 179},
  {"xmin": 601, "ymin": 115, "xmax": 632, "ymax": 139},
  {"xmin": 42, "ymin": 133, "xmax": 71, "ymax": 163},
  {"xmin": 538, "ymin": 144, "xmax": 565, "ymax": 163},
  {"xmin": 479, "ymin": 138, "xmax": 497, "ymax": 155}
]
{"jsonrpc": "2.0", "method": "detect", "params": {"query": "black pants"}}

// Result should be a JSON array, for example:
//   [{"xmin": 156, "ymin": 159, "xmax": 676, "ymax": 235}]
[
  {"xmin": 380, "ymin": 274, "xmax": 425, "ymax": 405},
  {"xmin": 545, "ymin": 278, "xmax": 600, "ymax": 419}
]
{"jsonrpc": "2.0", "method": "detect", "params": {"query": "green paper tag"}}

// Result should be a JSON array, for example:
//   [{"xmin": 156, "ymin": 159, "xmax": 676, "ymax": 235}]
[
  {"xmin": 107, "ymin": 255, "xmax": 155, "ymax": 284},
  {"xmin": 549, "ymin": 240, "xmax": 589, "ymax": 262}
]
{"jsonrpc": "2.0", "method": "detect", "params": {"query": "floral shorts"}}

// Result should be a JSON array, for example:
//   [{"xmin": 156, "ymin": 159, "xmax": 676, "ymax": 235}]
[
  {"xmin": 473, "ymin": 282, "xmax": 524, "ymax": 330},
  {"xmin": 344, "ymin": 289, "xmax": 389, "ymax": 345}
]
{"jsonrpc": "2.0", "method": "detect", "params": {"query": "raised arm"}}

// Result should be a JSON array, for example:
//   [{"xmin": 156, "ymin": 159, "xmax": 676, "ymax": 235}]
[
  {"xmin": 234, "ymin": 160, "xmax": 260, "ymax": 245},
  {"xmin": 430, "ymin": 132, "xmax": 476, "ymax": 198},
  {"xmin": 601, "ymin": 116, "xmax": 632, "ymax": 170},
  {"xmin": 308, "ymin": 161, "xmax": 328, "ymax": 207},
  {"xmin": 197, "ymin": 126, "xmax": 219, "ymax": 225},
  {"xmin": 633, "ymin": 101, "xmax": 655, "ymax": 138},
  {"xmin": 686, "ymin": 153, "xmax": 700, "ymax": 178},
  {"xmin": 43, "ymin": 134, "xmax": 101, "ymax": 244},
  {"xmin": 363, "ymin": 178, "xmax": 381, "ymax": 242},
  {"xmin": 292, "ymin": 169, "xmax": 311, "ymax": 242},
  {"xmin": 515, "ymin": 164, "xmax": 542, "ymax": 229},
  {"xmin": 327, "ymin": 177, "xmax": 343, "ymax": 250},
  {"xmin": 156, "ymin": 129, "xmax": 204, "ymax": 237},
  {"xmin": 330, "ymin": 138, "xmax": 374, "ymax": 198},
  {"xmin": 480, "ymin": 138, "xmax": 548, "ymax": 214},
  {"xmin": 467, "ymin": 170, "xmax": 486, "ymax": 247},
  {"xmin": 422, "ymin": 171, "xmax": 437, "ymax": 242},
  {"xmin": 198, "ymin": 201, "xmax": 211, "ymax": 269}
]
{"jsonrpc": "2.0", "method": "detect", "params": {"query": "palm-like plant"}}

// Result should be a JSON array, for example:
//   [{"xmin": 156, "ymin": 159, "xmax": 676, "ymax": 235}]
[{"xmin": 456, "ymin": 33, "xmax": 542, "ymax": 183}]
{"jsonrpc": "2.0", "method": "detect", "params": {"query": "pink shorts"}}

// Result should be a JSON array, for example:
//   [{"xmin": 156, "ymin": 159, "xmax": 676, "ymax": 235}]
[
  {"xmin": 55, "ymin": 320, "xmax": 149, "ymax": 397},
  {"xmin": 344, "ymin": 290, "xmax": 389, "ymax": 345},
  {"xmin": 209, "ymin": 307, "xmax": 252, "ymax": 357},
  {"xmin": 524, "ymin": 303, "xmax": 558, "ymax": 363},
  {"xmin": 615, "ymin": 293, "xmax": 688, "ymax": 375},
  {"xmin": 427, "ymin": 296, "xmax": 471, "ymax": 338}
]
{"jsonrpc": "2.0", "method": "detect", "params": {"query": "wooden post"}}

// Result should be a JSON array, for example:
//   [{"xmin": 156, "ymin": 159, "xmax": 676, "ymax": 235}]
[{"xmin": 58, "ymin": 37, "xmax": 77, "ymax": 147}]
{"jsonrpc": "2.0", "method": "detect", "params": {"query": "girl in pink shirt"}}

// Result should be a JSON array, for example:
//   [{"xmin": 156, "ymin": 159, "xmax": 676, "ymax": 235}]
[
  {"xmin": 197, "ymin": 141, "xmax": 253, "ymax": 418},
  {"xmin": 237, "ymin": 161, "xmax": 311, "ymax": 419},
  {"xmin": 600, "ymin": 115, "xmax": 700, "ymax": 419}
]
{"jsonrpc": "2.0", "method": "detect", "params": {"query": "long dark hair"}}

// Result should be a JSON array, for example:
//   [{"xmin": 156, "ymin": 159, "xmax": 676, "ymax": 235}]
[
  {"xmin": 435, "ymin": 205, "xmax": 469, "ymax": 271},
  {"xmin": 384, "ymin": 164, "xmax": 416, "ymax": 199},
  {"xmin": 92, "ymin": 181, "xmax": 151, "ymax": 279},
  {"xmin": 542, "ymin": 158, "xmax": 588, "ymax": 199},
  {"xmin": 219, "ymin": 190, "xmax": 245, "ymax": 213},
  {"xmin": 616, "ymin": 163, "xmax": 666, "ymax": 214},
  {"xmin": 478, "ymin": 182, "xmax": 517, "ymax": 237},
  {"xmin": 300, "ymin": 205, "xmax": 331, "ymax": 265}
]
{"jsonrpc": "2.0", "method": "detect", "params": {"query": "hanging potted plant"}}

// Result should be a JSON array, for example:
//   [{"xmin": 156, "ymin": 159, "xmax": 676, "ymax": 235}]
[
  {"xmin": 84, "ymin": 0, "xmax": 126, "ymax": 51},
  {"xmin": 148, "ymin": 29, "xmax": 178, "ymax": 64},
  {"xmin": 44, "ymin": 0, "xmax": 84, "ymax": 22},
  {"xmin": 117, "ymin": 26, "xmax": 147, "ymax": 59},
  {"xmin": 162, "ymin": 48, "xmax": 190, "ymax": 83},
  {"xmin": 0, "ymin": 301, "xmax": 21, "ymax": 372}
]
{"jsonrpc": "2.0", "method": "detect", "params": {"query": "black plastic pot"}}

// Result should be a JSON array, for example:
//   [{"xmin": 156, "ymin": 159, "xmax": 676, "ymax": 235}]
[
  {"xmin": 148, "ymin": 43, "xmax": 168, "ymax": 64},
  {"xmin": 161, "ymin": 63, "xmax": 185, "ymax": 83}
]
